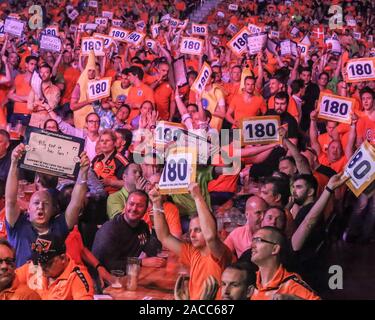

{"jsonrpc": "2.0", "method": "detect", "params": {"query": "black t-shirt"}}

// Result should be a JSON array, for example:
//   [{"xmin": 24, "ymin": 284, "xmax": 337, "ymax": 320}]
[
  {"xmin": 301, "ymin": 82, "xmax": 320, "ymax": 131},
  {"xmin": 0, "ymin": 150, "xmax": 11, "ymax": 183},
  {"xmin": 92, "ymin": 214, "xmax": 160, "ymax": 271},
  {"xmin": 265, "ymin": 110, "xmax": 299, "ymax": 139}
]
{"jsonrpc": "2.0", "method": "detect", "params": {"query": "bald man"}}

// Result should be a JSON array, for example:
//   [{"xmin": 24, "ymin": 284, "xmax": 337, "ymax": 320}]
[
  {"xmin": 224, "ymin": 195, "xmax": 268, "ymax": 258},
  {"xmin": 5, "ymin": 144, "xmax": 90, "ymax": 267}
]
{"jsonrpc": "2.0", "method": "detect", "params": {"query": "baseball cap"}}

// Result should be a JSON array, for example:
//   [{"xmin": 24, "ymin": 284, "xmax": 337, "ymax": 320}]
[{"xmin": 31, "ymin": 234, "xmax": 66, "ymax": 266}]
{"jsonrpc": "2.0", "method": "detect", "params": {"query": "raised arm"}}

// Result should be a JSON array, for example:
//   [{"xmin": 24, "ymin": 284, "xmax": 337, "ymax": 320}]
[
  {"xmin": 0, "ymin": 56, "xmax": 11, "ymax": 84},
  {"xmin": 188, "ymin": 182, "xmax": 227, "ymax": 260},
  {"xmin": 309, "ymin": 109, "xmax": 322, "ymax": 155},
  {"xmin": 344, "ymin": 114, "xmax": 357, "ymax": 160},
  {"xmin": 291, "ymin": 173, "xmax": 348, "ymax": 251},
  {"xmin": 149, "ymin": 187, "xmax": 182, "ymax": 255},
  {"xmin": 52, "ymin": 52, "xmax": 63, "ymax": 77},
  {"xmin": 175, "ymin": 87, "xmax": 193, "ymax": 129},
  {"xmin": 5, "ymin": 144, "xmax": 25, "ymax": 227},
  {"xmin": 280, "ymin": 127, "xmax": 312, "ymax": 174},
  {"xmin": 64, "ymin": 152, "xmax": 89, "ymax": 229},
  {"xmin": 255, "ymin": 53, "xmax": 264, "ymax": 91}
]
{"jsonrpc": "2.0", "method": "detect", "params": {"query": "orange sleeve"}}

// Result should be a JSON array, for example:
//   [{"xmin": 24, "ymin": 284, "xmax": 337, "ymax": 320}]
[
  {"xmin": 288, "ymin": 98, "xmax": 299, "ymax": 121},
  {"xmin": 164, "ymin": 202, "xmax": 182, "ymax": 239},
  {"xmin": 179, "ymin": 243, "xmax": 193, "ymax": 267}
]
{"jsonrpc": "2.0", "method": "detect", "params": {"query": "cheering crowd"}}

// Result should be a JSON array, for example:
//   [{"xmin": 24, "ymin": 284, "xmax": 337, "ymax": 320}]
[{"xmin": 0, "ymin": 0, "xmax": 374, "ymax": 300}]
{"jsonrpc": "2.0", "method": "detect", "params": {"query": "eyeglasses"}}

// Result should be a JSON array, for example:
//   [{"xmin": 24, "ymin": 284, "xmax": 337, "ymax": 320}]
[
  {"xmin": 252, "ymin": 237, "xmax": 278, "ymax": 245},
  {"xmin": 87, "ymin": 120, "xmax": 100, "ymax": 124},
  {"xmin": 0, "ymin": 257, "xmax": 16, "ymax": 266}
]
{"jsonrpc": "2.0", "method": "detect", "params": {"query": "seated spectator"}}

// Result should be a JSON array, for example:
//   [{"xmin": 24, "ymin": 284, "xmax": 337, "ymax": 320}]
[
  {"xmin": 16, "ymin": 234, "xmax": 94, "ymax": 300},
  {"xmin": 92, "ymin": 190, "xmax": 164, "ymax": 272},
  {"xmin": 0, "ymin": 239, "xmax": 40, "ymax": 300}
]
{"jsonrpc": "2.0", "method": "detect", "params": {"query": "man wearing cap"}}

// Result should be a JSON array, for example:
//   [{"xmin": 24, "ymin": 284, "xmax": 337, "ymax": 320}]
[
  {"xmin": 16, "ymin": 234, "xmax": 94, "ymax": 300},
  {"xmin": 5, "ymin": 144, "xmax": 90, "ymax": 267},
  {"xmin": 0, "ymin": 239, "xmax": 41, "ymax": 300}
]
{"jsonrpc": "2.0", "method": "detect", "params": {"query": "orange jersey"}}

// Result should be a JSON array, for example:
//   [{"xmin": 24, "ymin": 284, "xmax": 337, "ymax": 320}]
[
  {"xmin": 180, "ymin": 243, "xmax": 233, "ymax": 300},
  {"xmin": 229, "ymin": 93, "xmax": 267, "ymax": 122},
  {"xmin": 154, "ymin": 82, "xmax": 174, "ymax": 121},
  {"xmin": 318, "ymin": 154, "xmax": 348, "ymax": 173},
  {"xmin": 13, "ymin": 74, "xmax": 31, "ymax": 114},
  {"xmin": 223, "ymin": 82, "xmax": 241, "ymax": 105},
  {"xmin": 61, "ymin": 67, "xmax": 80, "ymax": 105},
  {"xmin": 357, "ymin": 114, "xmax": 375, "ymax": 144},
  {"xmin": 126, "ymin": 83, "xmax": 155, "ymax": 122},
  {"xmin": 251, "ymin": 265, "xmax": 320, "ymax": 300},
  {"xmin": 16, "ymin": 258, "xmax": 94, "ymax": 300}
]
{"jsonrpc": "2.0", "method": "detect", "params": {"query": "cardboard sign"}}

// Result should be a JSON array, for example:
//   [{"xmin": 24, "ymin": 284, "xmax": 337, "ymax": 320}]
[
  {"xmin": 43, "ymin": 26, "xmax": 58, "ymax": 36},
  {"xmin": 93, "ymin": 33, "xmax": 113, "ymax": 49},
  {"xmin": 102, "ymin": 11, "xmax": 114, "ymax": 19},
  {"xmin": 180, "ymin": 37, "xmax": 204, "ymax": 56},
  {"xmin": 0, "ymin": 20, "xmax": 4, "ymax": 39},
  {"xmin": 124, "ymin": 31, "xmax": 145, "ymax": 46},
  {"xmin": 247, "ymin": 33, "xmax": 267, "ymax": 55},
  {"xmin": 317, "ymin": 93, "xmax": 355, "ymax": 124},
  {"xmin": 88, "ymin": 0, "xmax": 98, "ymax": 8},
  {"xmin": 155, "ymin": 121, "xmax": 186, "ymax": 146},
  {"xmin": 95, "ymin": 17, "xmax": 108, "ymax": 27},
  {"xmin": 191, "ymin": 62, "xmax": 212, "ymax": 94},
  {"xmin": 159, "ymin": 147, "xmax": 197, "ymax": 195},
  {"xmin": 290, "ymin": 27, "xmax": 300, "ymax": 37},
  {"xmin": 20, "ymin": 127, "xmax": 85, "ymax": 180},
  {"xmin": 108, "ymin": 27, "xmax": 129, "ymax": 42},
  {"xmin": 68, "ymin": 9, "xmax": 79, "ymax": 21},
  {"xmin": 111, "ymin": 19, "xmax": 123, "ymax": 27},
  {"xmin": 227, "ymin": 26, "xmax": 251, "ymax": 56},
  {"xmin": 241, "ymin": 116, "xmax": 281, "ymax": 145},
  {"xmin": 266, "ymin": 38, "xmax": 278, "ymax": 55},
  {"xmin": 353, "ymin": 32, "xmax": 361, "ymax": 40},
  {"xmin": 40, "ymin": 35, "xmax": 62, "ymax": 53},
  {"xmin": 81, "ymin": 37, "xmax": 105, "ymax": 56},
  {"xmin": 84, "ymin": 23, "xmax": 98, "ymax": 31},
  {"xmin": 69, "ymin": 25, "xmax": 78, "ymax": 33},
  {"xmin": 135, "ymin": 20, "xmax": 146, "ymax": 31},
  {"xmin": 297, "ymin": 43, "xmax": 309, "ymax": 57},
  {"xmin": 87, "ymin": 77, "xmax": 112, "ymax": 101},
  {"xmin": 270, "ymin": 30, "xmax": 280, "ymax": 39},
  {"xmin": 280, "ymin": 39, "xmax": 298, "ymax": 56},
  {"xmin": 325, "ymin": 38, "xmax": 341, "ymax": 53},
  {"xmin": 248, "ymin": 24, "xmax": 261, "ymax": 34},
  {"xmin": 145, "ymin": 38, "xmax": 157, "ymax": 52},
  {"xmin": 151, "ymin": 24, "xmax": 160, "ymax": 39},
  {"xmin": 346, "ymin": 58, "xmax": 375, "ymax": 83},
  {"xmin": 226, "ymin": 23, "xmax": 239, "ymax": 36},
  {"xmin": 344, "ymin": 141, "xmax": 375, "ymax": 197},
  {"xmin": 173, "ymin": 56, "xmax": 188, "ymax": 87},
  {"xmin": 169, "ymin": 18, "xmax": 180, "ymax": 29},
  {"xmin": 228, "ymin": 4, "xmax": 238, "ymax": 11},
  {"xmin": 4, "ymin": 18, "xmax": 25, "ymax": 37},
  {"xmin": 178, "ymin": 19, "xmax": 189, "ymax": 30},
  {"xmin": 191, "ymin": 23, "xmax": 208, "ymax": 36},
  {"xmin": 211, "ymin": 36, "xmax": 220, "ymax": 46}
]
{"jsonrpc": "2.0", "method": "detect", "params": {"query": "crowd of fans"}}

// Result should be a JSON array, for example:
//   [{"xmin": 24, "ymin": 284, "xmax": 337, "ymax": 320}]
[{"xmin": 0, "ymin": 0, "xmax": 374, "ymax": 300}]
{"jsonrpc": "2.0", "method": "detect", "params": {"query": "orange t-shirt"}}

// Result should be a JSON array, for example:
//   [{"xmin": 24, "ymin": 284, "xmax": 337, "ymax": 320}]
[
  {"xmin": 154, "ymin": 82, "xmax": 174, "ymax": 121},
  {"xmin": 13, "ymin": 74, "xmax": 31, "ymax": 114},
  {"xmin": 251, "ymin": 265, "xmax": 320, "ymax": 300},
  {"xmin": 318, "ymin": 132, "xmax": 349, "ymax": 154},
  {"xmin": 318, "ymin": 154, "xmax": 348, "ymax": 173},
  {"xmin": 61, "ymin": 67, "xmax": 80, "ymax": 105},
  {"xmin": 126, "ymin": 83, "xmax": 155, "ymax": 122},
  {"xmin": 223, "ymin": 82, "xmax": 241, "ymax": 105},
  {"xmin": 0, "ymin": 207, "xmax": 6, "ymax": 239},
  {"xmin": 357, "ymin": 114, "xmax": 375, "ymax": 144},
  {"xmin": 180, "ymin": 243, "xmax": 233, "ymax": 300},
  {"xmin": 229, "ymin": 93, "xmax": 267, "ymax": 123},
  {"xmin": 65, "ymin": 226, "xmax": 85, "ymax": 265}
]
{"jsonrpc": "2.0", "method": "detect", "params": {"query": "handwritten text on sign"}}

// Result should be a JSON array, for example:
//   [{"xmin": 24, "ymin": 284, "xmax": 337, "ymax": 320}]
[
  {"xmin": 180, "ymin": 37, "xmax": 204, "ymax": 55},
  {"xmin": 4, "ymin": 18, "xmax": 24, "ymax": 37},
  {"xmin": 191, "ymin": 62, "xmax": 212, "ymax": 94},
  {"xmin": 318, "ymin": 93, "xmax": 354, "ymax": 124},
  {"xmin": 247, "ymin": 33, "xmax": 267, "ymax": 55},
  {"xmin": 40, "ymin": 35, "xmax": 62, "ymax": 53},
  {"xmin": 241, "ymin": 116, "xmax": 281, "ymax": 145},
  {"xmin": 159, "ymin": 150, "xmax": 196, "ymax": 195},
  {"xmin": 227, "ymin": 27, "xmax": 251, "ymax": 56},
  {"xmin": 344, "ymin": 141, "xmax": 375, "ymax": 197},
  {"xmin": 81, "ymin": 37, "xmax": 104, "ymax": 56},
  {"xmin": 346, "ymin": 58, "xmax": 375, "ymax": 83},
  {"xmin": 20, "ymin": 128, "xmax": 84, "ymax": 179},
  {"xmin": 87, "ymin": 78, "xmax": 112, "ymax": 101}
]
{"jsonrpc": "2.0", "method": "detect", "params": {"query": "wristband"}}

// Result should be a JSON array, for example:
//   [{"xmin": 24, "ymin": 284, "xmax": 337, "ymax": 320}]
[
  {"xmin": 77, "ymin": 179, "xmax": 87, "ymax": 185},
  {"xmin": 95, "ymin": 263, "xmax": 103, "ymax": 270},
  {"xmin": 153, "ymin": 207, "xmax": 164, "ymax": 214},
  {"xmin": 325, "ymin": 186, "xmax": 334, "ymax": 194}
]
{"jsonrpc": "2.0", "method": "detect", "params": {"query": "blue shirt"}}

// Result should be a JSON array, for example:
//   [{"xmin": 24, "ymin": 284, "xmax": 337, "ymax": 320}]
[{"xmin": 6, "ymin": 213, "xmax": 69, "ymax": 267}]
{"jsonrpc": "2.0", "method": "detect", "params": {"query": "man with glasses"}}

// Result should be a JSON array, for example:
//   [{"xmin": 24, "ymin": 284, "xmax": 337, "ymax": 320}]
[
  {"xmin": 0, "ymin": 239, "xmax": 40, "ymax": 300},
  {"xmin": 250, "ymin": 226, "xmax": 320, "ymax": 300},
  {"xmin": 16, "ymin": 234, "xmax": 94, "ymax": 300}
]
